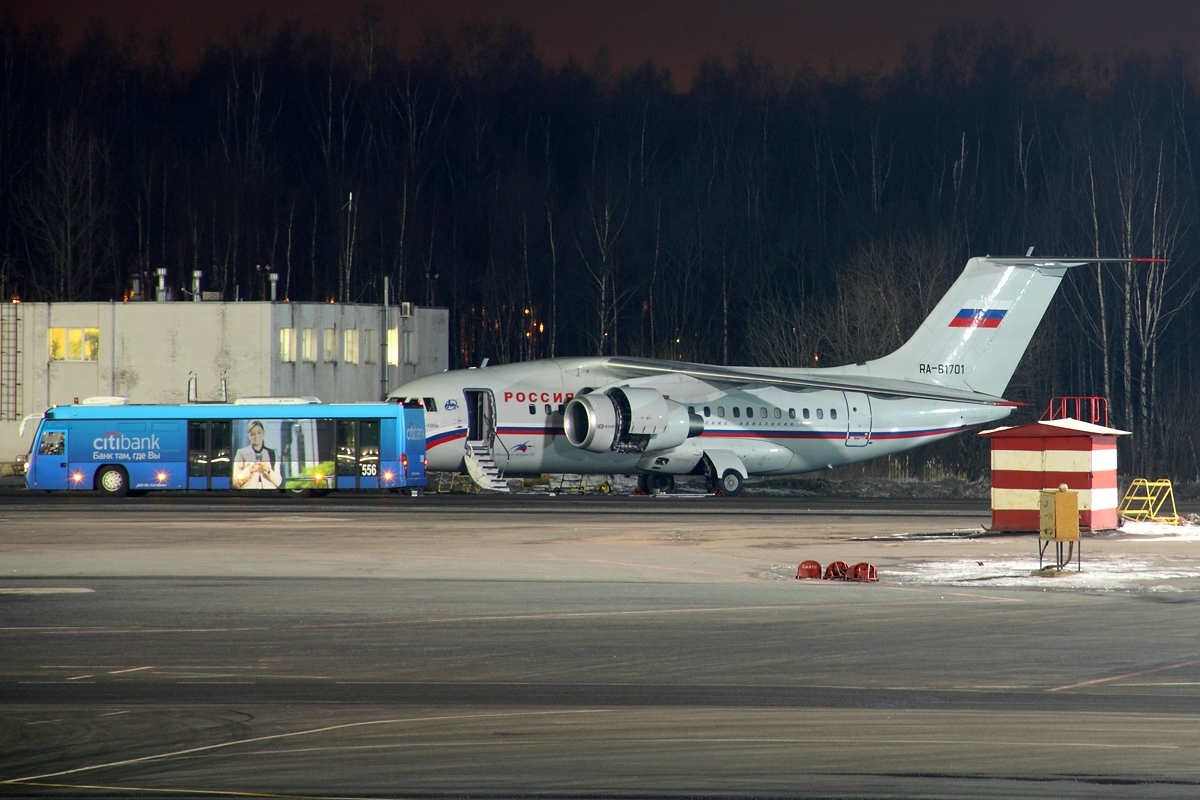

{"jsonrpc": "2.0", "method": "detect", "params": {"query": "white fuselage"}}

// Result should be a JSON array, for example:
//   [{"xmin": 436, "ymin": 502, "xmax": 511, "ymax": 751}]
[{"xmin": 391, "ymin": 357, "xmax": 1011, "ymax": 478}]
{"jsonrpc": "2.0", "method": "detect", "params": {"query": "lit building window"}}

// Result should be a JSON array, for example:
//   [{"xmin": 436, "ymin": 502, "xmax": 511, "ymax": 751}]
[
  {"xmin": 343, "ymin": 328, "xmax": 359, "ymax": 364},
  {"xmin": 279, "ymin": 328, "xmax": 296, "ymax": 362},
  {"xmin": 302, "ymin": 328, "xmax": 317, "ymax": 362},
  {"xmin": 363, "ymin": 329, "xmax": 376, "ymax": 364},
  {"xmin": 323, "ymin": 328, "xmax": 337, "ymax": 362},
  {"xmin": 48, "ymin": 328, "xmax": 99, "ymax": 362},
  {"xmin": 387, "ymin": 328, "xmax": 399, "ymax": 366}
]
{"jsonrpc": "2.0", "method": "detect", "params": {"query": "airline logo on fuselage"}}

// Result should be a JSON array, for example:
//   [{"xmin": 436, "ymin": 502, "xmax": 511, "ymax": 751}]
[
  {"xmin": 503, "ymin": 390, "xmax": 575, "ymax": 404},
  {"xmin": 949, "ymin": 308, "xmax": 1006, "ymax": 329}
]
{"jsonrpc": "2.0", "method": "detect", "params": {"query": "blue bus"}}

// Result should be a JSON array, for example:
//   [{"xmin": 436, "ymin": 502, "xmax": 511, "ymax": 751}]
[{"xmin": 23, "ymin": 398, "xmax": 426, "ymax": 497}]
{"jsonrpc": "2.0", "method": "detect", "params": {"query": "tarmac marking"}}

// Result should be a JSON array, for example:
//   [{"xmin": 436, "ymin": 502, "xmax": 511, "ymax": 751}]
[
  {"xmin": 863, "ymin": 585, "xmax": 1024, "ymax": 602},
  {"xmin": 4, "ymin": 709, "xmax": 613, "ymax": 785},
  {"xmin": 0, "ymin": 588, "xmax": 94, "ymax": 595},
  {"xmin": 108, "ymin": 666, "xmax": 154, "ymax": 675},
  {"xmin": 1046, "ymin": 658, "xmax": 1200, "ymax": 693},
  {"xmin": 2, "ymin": 598, "xmax": 1022, "ymax": 637}
]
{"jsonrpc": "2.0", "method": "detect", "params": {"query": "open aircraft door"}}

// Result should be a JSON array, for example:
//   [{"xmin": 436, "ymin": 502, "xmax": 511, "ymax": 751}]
[
  {"xmin": 464, "ymin": 389, "xmax": 497, "ymax": 450},
  {"xmin": 844, "ymin": 392, "xmax": 872, "ymax": 447}
]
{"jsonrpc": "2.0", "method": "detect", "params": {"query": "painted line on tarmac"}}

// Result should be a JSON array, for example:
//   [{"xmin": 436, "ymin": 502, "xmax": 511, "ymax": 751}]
[
  {"xmin": 0, "ymin": 598, "xmax": 1021, "ymax": 637},
  {"xmin": 0, "ymin": 588, "xmax": 94, "ymax": 595},
  {"xmin": 4, "ymin": 708, "xmax": 613, "ymax": 785},
  {"xmin": 1046, "ymin": 658, "xmax": 1200, "ymax": 692}
]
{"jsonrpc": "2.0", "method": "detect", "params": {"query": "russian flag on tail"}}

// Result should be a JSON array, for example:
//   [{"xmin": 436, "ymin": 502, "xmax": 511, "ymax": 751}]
[{"xmin": 949, "ymin": 308, "xmax": 1007, "ymax": 328}]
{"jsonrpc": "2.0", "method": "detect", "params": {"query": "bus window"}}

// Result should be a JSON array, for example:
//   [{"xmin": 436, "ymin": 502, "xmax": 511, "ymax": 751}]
[
  {"xmin": 210, "ymin": 421, "xmax": 232, "ymax": 477},
  {"xmin": 188, "ymin": 421, "xmax": 208, "ymax": 477},
  {"xmin": 316, "ymin": 420, "xmax": 336, "ymax": 475},
  {"xmin": 337, "ymin": 420, "xmax": 358, "ymax": 478},
  {"xmin": 38, "ymin": 431, "xmax": 65, "ymax": 456},
  {"xmin": 360, "ymin": 420, "xmax": 380, "ymax": 477}
]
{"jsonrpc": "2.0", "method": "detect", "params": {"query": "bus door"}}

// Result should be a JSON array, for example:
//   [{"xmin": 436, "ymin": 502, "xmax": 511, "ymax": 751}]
[
  {"xmin": 335, "ymin": 419, "xmax": 382, "ymax": 490},
  {"xmin": 32, "ymin": 426, "xmax": 69, "ymax": 490},
  {"xmin": 188, "ymin": 420, "xmax": 233, "ymax": 490}
]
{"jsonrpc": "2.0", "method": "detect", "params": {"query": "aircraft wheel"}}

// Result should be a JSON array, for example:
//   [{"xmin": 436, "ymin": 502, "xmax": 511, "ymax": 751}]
[
  {"xmin": 719, "ymin": 469, "xmax": 743, "ymax": 497},
  {"xmin": 636, "ymin": 474, "xmax": 651, "ymax": 494},
  {"xmin": 652, "ymin": 473, "xmax": 675, "ymax": 494},
  {"xmin": 96, "ymin": 466, "xmax": 129, "ymax": 497}
]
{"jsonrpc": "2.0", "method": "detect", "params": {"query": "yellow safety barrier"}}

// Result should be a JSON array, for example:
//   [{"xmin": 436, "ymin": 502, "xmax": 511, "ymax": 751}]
[
  {"xmin": 436, "ymin": 472, "xmax": 482, "ymax": 493},
  {"xmin": 1118, "ymin": 479, "xmax": 1181, "ymax": 524},
  {"xmin": 550, "ymin": 474, "xmax": 615, "ymax": 494}
]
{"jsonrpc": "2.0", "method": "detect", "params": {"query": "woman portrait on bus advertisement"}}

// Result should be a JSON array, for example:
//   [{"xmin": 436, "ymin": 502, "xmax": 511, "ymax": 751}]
[{"xmin": 232, "ymin": 419, "xmax": 283, "ymax": 489}]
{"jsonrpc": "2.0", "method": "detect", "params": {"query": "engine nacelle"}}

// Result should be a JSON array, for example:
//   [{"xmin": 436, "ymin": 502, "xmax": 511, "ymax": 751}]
[{"xmin": 563, "ymin": 387, "xmax": 703, "ymax": 454}]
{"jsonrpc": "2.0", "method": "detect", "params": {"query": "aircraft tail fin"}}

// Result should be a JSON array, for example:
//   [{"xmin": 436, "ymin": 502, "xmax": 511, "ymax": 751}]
[{"xmin": 859, "ymin": 257, "xmax": 1095, "ymax": 397}]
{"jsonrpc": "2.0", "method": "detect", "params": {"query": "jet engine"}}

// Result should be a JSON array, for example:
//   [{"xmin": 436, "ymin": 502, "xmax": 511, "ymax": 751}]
[{"xmin": 563, "ymin": 387, "xmax": 703, "ymax": 454}]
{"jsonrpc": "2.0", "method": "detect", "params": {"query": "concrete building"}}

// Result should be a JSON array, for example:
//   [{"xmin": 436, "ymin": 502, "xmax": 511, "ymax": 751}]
[{"xmin": 0, "ymin": 298, "xmax": 449, "ymax": 466}]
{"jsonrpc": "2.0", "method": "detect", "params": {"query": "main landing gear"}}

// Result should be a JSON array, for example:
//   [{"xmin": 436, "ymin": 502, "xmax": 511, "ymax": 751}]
[{"xmin": 635, "ymin": 473, "xmax": 675, "ymax": 495}]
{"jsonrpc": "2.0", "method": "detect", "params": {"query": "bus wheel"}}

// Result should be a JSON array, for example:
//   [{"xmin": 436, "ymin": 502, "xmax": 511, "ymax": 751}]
[
  {"xmin": 96, "ymin": 466, "xmax": 129, "ymax": 497},
  {"xmin": 285, "ymin": 487, "xmax": 312, "ymax": 498},
  {"xmin": 719, "ymin": 470, "xmax": 743, "ymax": 497}
]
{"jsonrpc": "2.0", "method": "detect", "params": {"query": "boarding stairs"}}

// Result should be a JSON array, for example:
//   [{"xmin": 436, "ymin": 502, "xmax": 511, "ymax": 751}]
[{"xmin": 464, "ymin": 441, "xmax": 510, "ymax": 492}]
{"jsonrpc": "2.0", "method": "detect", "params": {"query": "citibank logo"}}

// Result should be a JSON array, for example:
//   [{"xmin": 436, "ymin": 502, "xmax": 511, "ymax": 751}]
[
  {"xmin": 93, "ymin": 431, "xmax": 161, "ymax": 451},
  {"xmin": 406, "ymin": 422, "xmax": 425, "ymax": 441}
]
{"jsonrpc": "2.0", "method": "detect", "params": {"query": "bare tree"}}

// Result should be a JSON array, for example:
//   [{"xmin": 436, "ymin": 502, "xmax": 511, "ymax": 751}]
[{"xmin": 17, "ymin": 112, "xmax": 111, "ymax": 300}]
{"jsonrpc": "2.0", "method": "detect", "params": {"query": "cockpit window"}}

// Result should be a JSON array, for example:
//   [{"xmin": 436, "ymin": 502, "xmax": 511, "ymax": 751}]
[
  {"xmin": 402, "ymin": 398, "xmax": 422, "ymax": 409},
  {"xmin": 423, "ymin": 397, "xmax": 436, "ymax": 413}
]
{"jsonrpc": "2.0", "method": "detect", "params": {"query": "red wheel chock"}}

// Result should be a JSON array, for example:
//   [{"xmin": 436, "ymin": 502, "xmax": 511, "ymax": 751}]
[
  {"xmin": 822, "ymin": 561, "xmax": 850, "ymax": 580},
  {"xmin": 850, "ymin": 562, "xmax": 878, "ymax": 582},
  {"xmin": 796, "ymin": 560, "xmax": 822, "ymax": 579}
]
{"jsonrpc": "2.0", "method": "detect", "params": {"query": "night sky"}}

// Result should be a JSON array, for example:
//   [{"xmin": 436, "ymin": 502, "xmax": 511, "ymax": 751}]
[{"xmin": 4, "ymin": 0, "xmax": 1200, "ymax": 86}]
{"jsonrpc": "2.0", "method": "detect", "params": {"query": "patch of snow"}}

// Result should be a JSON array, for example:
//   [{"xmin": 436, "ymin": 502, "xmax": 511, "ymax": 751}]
[
  {"xmin": 884, "ymin": 555, "xmax": 1200, "ymax": 590},
  {"xmin": 1117, "ymin": 520, "xmax": 1200, "ymax": 540}
]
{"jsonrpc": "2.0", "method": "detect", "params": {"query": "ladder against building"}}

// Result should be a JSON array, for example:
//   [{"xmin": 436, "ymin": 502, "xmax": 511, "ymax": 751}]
[
  {"xmin": 0, "ymin": 303, "xmax": 20, "ymax": 422},
  {"xmin": 1119, "ymin": 479, "xmax": 1181, "ymax": 525}
]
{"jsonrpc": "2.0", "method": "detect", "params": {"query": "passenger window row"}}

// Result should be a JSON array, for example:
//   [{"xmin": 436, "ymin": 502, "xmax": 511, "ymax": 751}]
[{"xmin": 686, "ymin": 405, "xmax": 839, "ymax": 421}]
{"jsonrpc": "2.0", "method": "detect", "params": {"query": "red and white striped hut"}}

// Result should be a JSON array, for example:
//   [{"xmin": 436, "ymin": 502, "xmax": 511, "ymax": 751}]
[{"xmin": 980, "ymin": 418, "xmax": 1129, "ymax": 532}]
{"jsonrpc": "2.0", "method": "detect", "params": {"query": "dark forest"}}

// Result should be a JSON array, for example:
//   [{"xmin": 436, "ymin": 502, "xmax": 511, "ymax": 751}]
[{"xmin": 3, "ymin": 13, "xmax": 1200, "ymax": 479}]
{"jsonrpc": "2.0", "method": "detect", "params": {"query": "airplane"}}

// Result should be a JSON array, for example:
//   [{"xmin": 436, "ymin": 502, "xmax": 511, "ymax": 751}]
[{"xmin": 389, "ymin": 256, "xmax": 1124, "ymax": 495}]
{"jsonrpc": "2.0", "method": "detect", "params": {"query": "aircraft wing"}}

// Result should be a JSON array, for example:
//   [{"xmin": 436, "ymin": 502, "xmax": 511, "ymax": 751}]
[{"xmin": 603, "ymin": 357, "xmax": 1019, "ymax": 406}]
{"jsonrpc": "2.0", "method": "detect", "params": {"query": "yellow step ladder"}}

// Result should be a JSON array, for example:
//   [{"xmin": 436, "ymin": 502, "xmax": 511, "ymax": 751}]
[{"xmin": 1118, "ymin": 479, "xmax": 1181, "ymax": 524}]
